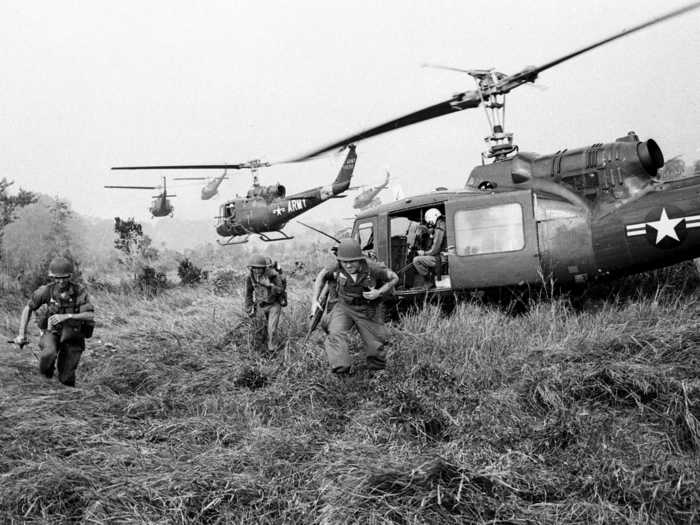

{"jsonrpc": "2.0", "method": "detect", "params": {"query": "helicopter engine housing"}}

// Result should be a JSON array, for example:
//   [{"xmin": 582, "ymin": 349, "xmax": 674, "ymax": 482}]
[{"xmin": 467, "ymin": 131, "xmax": 664, "ymax": 203}]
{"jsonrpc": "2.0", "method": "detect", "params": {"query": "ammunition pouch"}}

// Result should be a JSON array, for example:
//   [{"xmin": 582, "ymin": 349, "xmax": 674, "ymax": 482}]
[{"xmin": 58, "ymin": 319, "xmax": 94, "ymax": 343}]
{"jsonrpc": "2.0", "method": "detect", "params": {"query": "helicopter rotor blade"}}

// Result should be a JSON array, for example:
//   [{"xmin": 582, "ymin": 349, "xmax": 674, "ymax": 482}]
[
  {"xmin": 104, "ymin": 185, "xmax": 158, "ymax": 189},
  {"xmin": 173, "ymin": 177, "xmax": 208, "ymax": 180},
  {"xmin": 112, "ymin": 162, "xmax": 259, "ymax": 170},
  {"xmin": 288, "ymin": 2, "xmax": 699, "ymax": 162},
  {"xmin": 491, "ymin": 1, "xmax": 700, "ymax": 95},
  {"xmin": 421, "ymin": 63, "xmax": 480, "ymax": 75},
  {"xmin": 289, "ymin": 93, "xmax": 481, "ymax": 162}
]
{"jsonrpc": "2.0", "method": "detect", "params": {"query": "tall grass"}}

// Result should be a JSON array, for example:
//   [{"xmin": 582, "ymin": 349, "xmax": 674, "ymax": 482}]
[{"xmin": 1, "ymin": 268, "xmax": 698, "ymax": 523}]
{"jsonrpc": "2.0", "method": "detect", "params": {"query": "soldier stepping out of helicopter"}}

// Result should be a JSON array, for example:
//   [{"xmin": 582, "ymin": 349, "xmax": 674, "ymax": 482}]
[
  {"xmin": 412, "ymin": 208, "xmax": 446, "ymax": 289},
  {"xmin": 244, "ymin": 254, "xmax": 287, "ymax": 352},
  {"xmin": 13, "ymin": 257, "xmax": 95, "ymax": 387},
  {"xmin": 311, "ymin": 238, "xmax": 399, "ymax": 375}
]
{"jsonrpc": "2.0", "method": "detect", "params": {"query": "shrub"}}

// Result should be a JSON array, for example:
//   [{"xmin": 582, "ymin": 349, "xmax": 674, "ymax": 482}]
[
  {"xmin": 177, "ymin": 258, "xmax": 208, "ymax": 286},
  {"xmin": 135, "ymin": 265, "xmax": 169, "ymax": 297}
]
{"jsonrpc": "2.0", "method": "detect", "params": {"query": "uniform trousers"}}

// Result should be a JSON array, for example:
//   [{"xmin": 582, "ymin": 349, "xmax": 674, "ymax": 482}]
[
  {"xmin": 38, "ymin": 331, "xmax": 85, "ymax": 387},
  {"xmin": 324, "ymin": 302, "xmax": 388, "ymax": 373},
  {"xmin": 413, "ymin": 255, "xmax": 439, "ymax": 276},
  {"xmin": 253, "ymin": 302, "xmax": 282, "ymax": 351}
]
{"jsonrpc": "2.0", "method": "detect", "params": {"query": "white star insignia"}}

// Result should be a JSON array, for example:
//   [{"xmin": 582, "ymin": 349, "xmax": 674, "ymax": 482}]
[{"xmin": 646, "ymin": 208, "xmax": 683, "ymax": 244}]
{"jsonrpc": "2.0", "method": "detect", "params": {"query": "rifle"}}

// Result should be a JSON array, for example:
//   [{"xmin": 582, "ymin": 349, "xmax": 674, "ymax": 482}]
[{"xmin": 305, "ymin": 283, "xmax": 329, "ymax": 343}]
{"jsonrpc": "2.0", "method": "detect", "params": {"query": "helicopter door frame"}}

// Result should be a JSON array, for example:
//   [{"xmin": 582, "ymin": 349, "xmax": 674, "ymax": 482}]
[
  {"xmin": 445, "ymin": 189, "xmax": 541, "ymax": 289},
  {"xmin": 351, "ymin": 216, "xmax": 378, "ymax": 257}
]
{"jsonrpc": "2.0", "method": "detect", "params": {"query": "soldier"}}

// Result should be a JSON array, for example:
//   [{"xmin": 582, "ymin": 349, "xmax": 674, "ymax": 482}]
[
  {"xmin": 244, "ymin": 254, "xmax": 286, "ymax": 352},
  {"xmin": 412, "ymin": 207, "xmax": 446, "ymax": 289},
  {"xmin": 13, "ymin": 256, "xmax": 95, "ymax": 387},
  {"xmin": 311, "ymin": 238, "xmax": 399, "ymax": 375}
]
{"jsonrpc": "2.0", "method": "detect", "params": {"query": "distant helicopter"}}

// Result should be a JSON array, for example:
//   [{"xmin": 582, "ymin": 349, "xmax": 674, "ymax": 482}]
[
  {"xmin": 112, "ymin": 145, "xmax": 357, "ymax": 244},
  {"xmin": 352, "ymin": 170, "xmax": 391, "ymax": 210},
  {"xmin": 104, "ymin": 176, "xmax": 175, "ymax": 218},
  {"xmin": 292, "ymin": 3, "xmax": 700, "ymax": 299},
  {"xmin": 173, "ymin": 171, "xmax": 228, "ymax": 200}
]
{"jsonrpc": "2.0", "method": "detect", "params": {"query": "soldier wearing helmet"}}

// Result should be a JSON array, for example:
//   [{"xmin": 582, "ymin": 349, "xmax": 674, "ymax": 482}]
[
  {"xmin": 412, "ymin": 207, "xmax": 446, "ymax": 289},
  {"xmin": 13, "ymin": 256, "xmax": 95, "ymax": 387},
  {"xmin": 244, "ymin": 253, "xmax": 287, "ymax": 352},
  {"xmin": 311, "ymin": 238, "xmax": 399, "ymax": 375}
]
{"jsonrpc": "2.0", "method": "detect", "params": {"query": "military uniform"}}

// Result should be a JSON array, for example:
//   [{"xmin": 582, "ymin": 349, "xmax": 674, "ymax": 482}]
[
  {"xmin": 413, "ymin": 216, "xmax": 447, "ymax": 278},
  {"xmin": 319, "ymin": 260, "xmax": 393, "ymax": 373},
  {"xmin": 29, "ymin": 281, "xmax": 94, "ymax": 387},
  {"xmin": 244, "ymin": 267, "xmax": 285, "ymax": 351}
]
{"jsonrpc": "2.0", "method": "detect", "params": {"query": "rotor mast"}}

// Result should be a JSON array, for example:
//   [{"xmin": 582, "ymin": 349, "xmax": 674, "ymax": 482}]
[{"xmin": 469, "ymin": 69, "xmax": 517, "ymax": 162}]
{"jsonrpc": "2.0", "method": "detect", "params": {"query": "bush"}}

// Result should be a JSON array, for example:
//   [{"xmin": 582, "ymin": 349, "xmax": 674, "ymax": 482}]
[
  {"xmin": 177, "ymin": 258, "xmax": 208, "ymax": 286},
  {"xmin": 135, "ymin": 265, "xmax": 169, "ymax": 297}
]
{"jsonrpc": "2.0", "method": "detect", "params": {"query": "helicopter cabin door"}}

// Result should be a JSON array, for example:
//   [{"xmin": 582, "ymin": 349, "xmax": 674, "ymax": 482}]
[{"xmin": 445, "ymin": 189, "xmax": 540, "ymax": 289}]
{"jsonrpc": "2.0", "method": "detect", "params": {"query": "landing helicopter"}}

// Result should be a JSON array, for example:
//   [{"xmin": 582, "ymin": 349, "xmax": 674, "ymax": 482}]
[
  {"xmin": 173, "ymin": 171, "xmax": 228, "ymax": 200},
  {"xmin": 104, "ymin": 176, "xmax": 175, "ymax": 218},
  {"xmin": 112, "ymin": 145, "xmax": 357, "ymax": 244},
  {"xmin": 292, "ymin": 3, "xmax": 700, "ymax": 299}
]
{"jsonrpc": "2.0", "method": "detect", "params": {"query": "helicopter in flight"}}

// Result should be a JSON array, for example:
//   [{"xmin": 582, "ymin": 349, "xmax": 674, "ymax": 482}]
[
  {"xmin": 352, "ymin": 170, "xmax": 391, "ymax": 210},
  {"xmin": 112, "ymin": 145, "xmax": 357, "ymax": 244},
  {"xmin": 173, "ymin": 171, "xmax": 228, "ymax": 200},
  {"xmin": 292, "ymin": 2, "xmax": 700, "ymax": 299},
  {"xmin": 104, "ymin": 176, "xmax": 175, "ymax": 218}
]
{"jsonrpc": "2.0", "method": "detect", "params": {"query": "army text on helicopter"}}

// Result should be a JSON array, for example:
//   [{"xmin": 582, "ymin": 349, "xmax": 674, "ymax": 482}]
[
  {"xmin": 291, "ymin": 3, "xmax": 700, "ymax": 300},
  {"xmin": 113, "ymin": 145, "xmax": 357, "ymax": 244},
  {"xmin": 104, "ymin": 176, "xmax": 175, "ymax": 218}
]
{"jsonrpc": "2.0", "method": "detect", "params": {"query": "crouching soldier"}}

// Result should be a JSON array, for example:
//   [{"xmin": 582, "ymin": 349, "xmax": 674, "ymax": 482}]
[
  {"xmin": 245, "ymin": 254, "xmax": 286, "ymax": 352},
  {"xmin": 312, "ymin": 238, "xmax": 398, "ymax": 375},
  {"xmin": 13, "ymin": 257, "xmax": 95, "ymax": 387}
]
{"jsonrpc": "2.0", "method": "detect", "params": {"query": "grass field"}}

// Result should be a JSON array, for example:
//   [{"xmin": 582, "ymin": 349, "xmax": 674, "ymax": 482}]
[{"xmin": 1, "ymin": 272, "xmax": 699, "ymax": 524}]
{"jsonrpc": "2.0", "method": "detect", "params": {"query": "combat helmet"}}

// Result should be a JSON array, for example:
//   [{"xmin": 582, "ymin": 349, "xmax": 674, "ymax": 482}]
[
  {"xmin": 335, "ymin": 239, "xmax": 364, "ymax": 261},
  {"xmin": 48, "ymin": 256, "xmax": 74, "ymax": 278},
  {"xmin": 425, "ymin": 208, "xmax": 442, "ymax": 226},
  {"xmin": 247, "ymin": 254, "xmax": 268, "ymax": 268}
]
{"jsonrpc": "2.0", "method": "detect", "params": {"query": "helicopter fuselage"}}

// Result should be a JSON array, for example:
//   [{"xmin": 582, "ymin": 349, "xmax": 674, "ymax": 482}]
[
  {"xmin": 350, "ymin": 133, "xmax": 700, "ymax": 296},
  {"xmin": 216, "ymin": 145, "xmax": 357, "ymax": 243},
  {"xmin": 216, "ymin": 180, "xmax": 349, "ymax": 237},
  {"xmin": 150, "ymin": 195, "xmax": 174, "ymax": 217}
]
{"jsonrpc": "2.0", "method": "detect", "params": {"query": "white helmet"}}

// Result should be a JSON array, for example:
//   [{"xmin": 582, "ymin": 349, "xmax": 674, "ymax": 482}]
[{"xmin": 425, "ymin": 208, "xmax": 441, "ymax": 225}]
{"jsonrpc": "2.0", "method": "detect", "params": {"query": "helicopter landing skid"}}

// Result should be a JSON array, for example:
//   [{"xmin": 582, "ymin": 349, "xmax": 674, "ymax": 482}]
[
  {"xmin": 258, "ymin": 231, "xmax": 294, "ymax": 242},
  {"xmin": 217, "ymin": 234, "xmax": 250, "ymax": 246}
]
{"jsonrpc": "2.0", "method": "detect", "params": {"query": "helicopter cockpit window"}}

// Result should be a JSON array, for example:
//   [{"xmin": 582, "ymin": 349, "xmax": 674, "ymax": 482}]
[
  {"xmin": 354, "ymin": 221, "xmax": 374, "ymax": 252},
  {"xmin": 454, "ymin": 203, "xmax": 524, "ymax": 255}
]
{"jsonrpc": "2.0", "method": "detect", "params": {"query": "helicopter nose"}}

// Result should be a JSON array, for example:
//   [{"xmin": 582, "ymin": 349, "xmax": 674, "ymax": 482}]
[{"xmin": 637, "ymin": 139, "xmax": 664, "ymax": 175}]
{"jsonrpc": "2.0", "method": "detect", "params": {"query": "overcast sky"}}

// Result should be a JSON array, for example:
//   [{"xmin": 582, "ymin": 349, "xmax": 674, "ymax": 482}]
[{"xmin": 2, "ymin": 0, "xmax": 699, "ymax": 227}]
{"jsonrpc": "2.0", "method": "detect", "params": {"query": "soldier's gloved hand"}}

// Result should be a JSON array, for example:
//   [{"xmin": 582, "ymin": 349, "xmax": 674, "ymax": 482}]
[{"xmin": 362, "ymin": 288, "xmax": 381, "ymax": 301}]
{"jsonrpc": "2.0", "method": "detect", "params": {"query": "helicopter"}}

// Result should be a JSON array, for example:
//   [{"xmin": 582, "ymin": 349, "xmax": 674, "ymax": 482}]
[
  {"xmin": 104, "ymin": 176, "xmax": 175, "ymax": 218},
  {"xmin": 353, "ymin": 170, "xmax": 391, "ymax": 210},
  {"xmin": 291, "ymin": 2, "xmax": 700, "ymax": 299},
  {"xmin": 173, "ymin": 171, "xmax": 228, "ymax": 200},
  {"xmin": 112, "ymin": 145, "xmax": 357, "ymax": 244}
]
